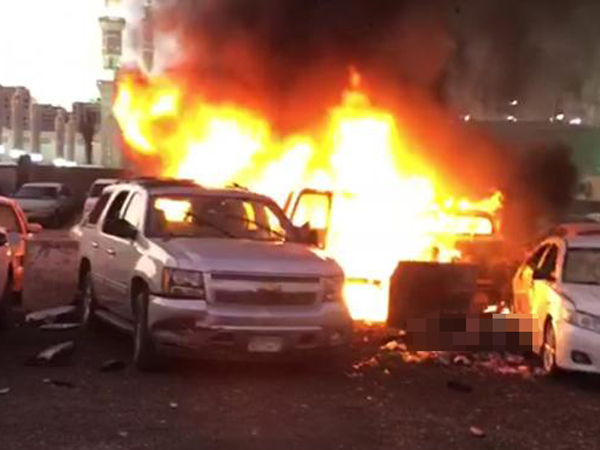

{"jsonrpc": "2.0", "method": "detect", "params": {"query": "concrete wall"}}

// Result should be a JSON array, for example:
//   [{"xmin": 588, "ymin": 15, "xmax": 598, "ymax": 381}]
[{"xmin": 0, "ymin": 164, "xmax": 125, "ymax": 202}]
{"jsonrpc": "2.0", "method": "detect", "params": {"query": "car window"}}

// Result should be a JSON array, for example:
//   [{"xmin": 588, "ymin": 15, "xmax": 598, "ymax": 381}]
[
  {"xmin": 122, "ymin": 193, "xmax": 145, "ymax": 230},
  {"xmin": 526, "ymin": 244, "xmax": 548, "ymax": 269},
  {"xmin": 102, "ymin": 191, "xmax": 130, "ymax": 234},
  {"xmin": 563, "ymin": 248, "xmax": 600, "ymax": 285},
  {"xmin": 87, "ymin": 193, "xmax": 111, "ymax": 226},
  {"xmin": 89, "ymin": 182, "xmax": 112, "ymax": 198},
  {"xmin": 14, "ymin": 186, "xmax": 58, "ymax": 199},
  {"xmin": 148, "ymin": 194, "xmax": 290, "ymax": 241},
  {"xmin": 0, "ymin": 204, "xmax": 21, "ymax": 233},
  {"xmin": 291, "ymin": 192, "xmax": 331, "ymax": 229},
  {"xmin": 539, "ymin": 244, "xmax": 559, "ymax": 276}
]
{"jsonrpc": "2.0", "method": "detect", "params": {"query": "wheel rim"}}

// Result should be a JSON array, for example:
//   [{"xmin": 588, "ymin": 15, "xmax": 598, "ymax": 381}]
[{"xmin": 543, "ymin": 325, "xmax": 556, "ymax": 373}]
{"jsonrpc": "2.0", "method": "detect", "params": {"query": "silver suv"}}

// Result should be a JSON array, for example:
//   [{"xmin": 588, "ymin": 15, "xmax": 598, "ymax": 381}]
[{"xmin": 76, "ymin": 179, "xmax": 352, "ymax": 370}]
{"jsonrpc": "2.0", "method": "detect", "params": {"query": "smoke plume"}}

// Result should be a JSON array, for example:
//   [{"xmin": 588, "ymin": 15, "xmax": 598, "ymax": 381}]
[{"xmin": 142, "ymin": 0, "xmax": 585, "ymax": 223}]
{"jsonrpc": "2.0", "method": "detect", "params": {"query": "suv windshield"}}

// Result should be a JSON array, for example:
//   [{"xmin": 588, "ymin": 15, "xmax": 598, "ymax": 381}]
[
  {"xmin": 563, "ymin": 248, "xmax": 600, "ymax": 285},
  {"xmin": 148, "ymin": 194, "xmax": 291, "ymax": 242},
  {"xmin": 14, "ymin": 186, "xmax": 59, "ymax": 199},
  {"xmin": 89, "ymin": 182, "xmax": 113, "ymax": 198}
]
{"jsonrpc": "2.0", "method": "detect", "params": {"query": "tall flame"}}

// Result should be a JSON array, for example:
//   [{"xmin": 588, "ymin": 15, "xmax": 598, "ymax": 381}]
[{"xmin": 114, "ymin": 69, "xmax": 502, "ymax": 322}]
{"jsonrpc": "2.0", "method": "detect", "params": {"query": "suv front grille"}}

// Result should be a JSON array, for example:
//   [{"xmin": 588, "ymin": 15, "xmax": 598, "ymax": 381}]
[{"xmin": 215, "ymin": 290, "xmax": 317, "ymax": 306}]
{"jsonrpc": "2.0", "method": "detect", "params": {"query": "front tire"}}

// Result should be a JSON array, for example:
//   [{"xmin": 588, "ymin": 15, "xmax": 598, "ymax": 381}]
[
  {"xmin": 77, "ymin": 271, "xmax": 97, "ymax": 327},
  {"xmin": 542, "ymin": 320, "xmax": 561, "ymax": 376},
  {"xmin": 133, "ymin": 287, "xmax": 159, "ymax": 371}
]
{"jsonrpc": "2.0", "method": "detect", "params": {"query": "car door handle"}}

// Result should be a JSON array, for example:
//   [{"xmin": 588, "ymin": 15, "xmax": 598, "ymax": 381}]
[
  {"xmin": 106, "ymin": 249, "xmax": 116, "ymax": 256},
  {"xmin": 92, "ymin": 242, "xmax": 99, "ymax": 249}
]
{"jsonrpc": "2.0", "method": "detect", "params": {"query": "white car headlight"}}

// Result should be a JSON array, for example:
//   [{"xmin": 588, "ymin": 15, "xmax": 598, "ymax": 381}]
[
  {"xmin": 162, "ymin": 268, "xmax": 205, "ymax": 299},
  {"xmin": 563, "ymin": 301, "xmax": 600, "ymax": 334},
  {"xmin": 323, "ymin": 275, "xmax": 345, "ymax": 302}
]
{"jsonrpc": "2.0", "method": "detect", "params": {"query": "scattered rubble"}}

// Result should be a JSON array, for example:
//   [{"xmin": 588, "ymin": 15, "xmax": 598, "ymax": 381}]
[
  {"xmin": 99, "ymin": 359, "xmax": 126, "ymax": 373},
  {"xmin": 40, "ymin": 323, "xmax": 80, "ymax": 331},
  {"xmin": 453, "ymin": 355, "xmax": 472, "ymax": 366},
  {"xmin": 25, "ymin": 306, "xmax": 77, "ymax": 324},
  {"xmin": 469, "ymin": 426, "xmax": 485, "ymax": 438},
  {"xmin": 43, "ymin": 378, "xmax": 75, "ymax": 389},
  {"xmin": 351, "ymin": 336, "xmax": 543, "ymax": 378},
  {"xmin": 27, "ymin": 341, "xmax": 75, "ymax": 366}
]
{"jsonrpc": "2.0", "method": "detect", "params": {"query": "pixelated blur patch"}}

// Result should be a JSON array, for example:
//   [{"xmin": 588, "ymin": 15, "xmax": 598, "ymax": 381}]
[{"xmin": 405, "ymin": 313, "xmax": 540, "ymax": 352}]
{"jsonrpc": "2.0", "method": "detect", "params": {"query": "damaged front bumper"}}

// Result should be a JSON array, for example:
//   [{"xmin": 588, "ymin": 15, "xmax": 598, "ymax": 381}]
[{"xmin": 147, "ymin": 295, "xmax": 353, "ymax": 358}]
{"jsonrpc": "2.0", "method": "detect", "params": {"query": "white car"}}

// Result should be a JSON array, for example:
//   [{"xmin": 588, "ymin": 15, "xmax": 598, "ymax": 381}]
[
  {"xmin": 13, "ymin": 182, "xmax": 76, "ymax": 228},
  {"xmin": 513, "ymin": 234, "xmax": 600, "ymax": 375},
  {"xmin": 76, "ymin": 178, "xmax": 352, "ymax": 370},
  {"xmin": 82, "ymin": 179, "xmax": 117, "ymax": 219}
]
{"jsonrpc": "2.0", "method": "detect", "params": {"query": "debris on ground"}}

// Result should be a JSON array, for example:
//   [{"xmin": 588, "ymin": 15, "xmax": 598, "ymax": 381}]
[
  {"xmin": 446, "ymin": 380, "xmax": 473, "ymax": 393},
  {"xmin": 25, "ymin": 306, "xmax": 77, "ymax": 324},
  {"xmin": 40, "ymin": 323, "xmax": 80, "ymax": 331},
  {"xmin": 0, "ymin": 387, "xmax": 10, "ymax": 395},
  {"xmin": 170, "ymin": 402, "xmax": 179, "ymax": 409},
  {"xmin": 28, "ymin": 341, "xmax": 75, "ymax": 366},
  {"xmin": 99, "ymin": 359, "xmax": 126, "ymax": 373},
  {"xmin": 43, "ymin": 378, "xmax": 75, "ymax": 389},
  {"xmin": 453, "ymin": 355, "xmax": 471, "ymax": 366},
  {"xmin": 351, "ymin": 335, "xmax": 543, "ymax": 378},
  {"xmin": 469, "ymin": 426, "xmax": 485, "ymax": 438},
  {"xmin": 118, "ymin": 431, "xmax": 129, "ymax": 438}
]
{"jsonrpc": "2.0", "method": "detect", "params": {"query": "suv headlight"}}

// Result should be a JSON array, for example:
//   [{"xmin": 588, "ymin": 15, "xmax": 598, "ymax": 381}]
[
  {"xmin": 563, "ymin": 300, "xmax": 600, "ymax": 334},
  {"xmin": 323, "ymin": 275, "xmax": 345, "ymax": 302},
  {"xmin": 162, "ymin": 268, "xmax": 205, "ymax": 299}
]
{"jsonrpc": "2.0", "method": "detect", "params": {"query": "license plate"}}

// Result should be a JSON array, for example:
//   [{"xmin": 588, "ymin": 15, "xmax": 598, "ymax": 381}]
[{"xmin": 248, "ymin": 336, "xmax": 284, "ymax": 353}]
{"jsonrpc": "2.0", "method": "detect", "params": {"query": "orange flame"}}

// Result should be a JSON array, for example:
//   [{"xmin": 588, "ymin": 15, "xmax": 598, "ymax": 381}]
[{"xmin": 114, "ymin": 69, "xmax": 503, "ymax": 322}]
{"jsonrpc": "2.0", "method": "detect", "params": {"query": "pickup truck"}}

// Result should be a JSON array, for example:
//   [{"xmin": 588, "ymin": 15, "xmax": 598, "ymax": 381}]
[{"xmin": 284, "ymin": 188, "xmax": 510, "ymax": 322}]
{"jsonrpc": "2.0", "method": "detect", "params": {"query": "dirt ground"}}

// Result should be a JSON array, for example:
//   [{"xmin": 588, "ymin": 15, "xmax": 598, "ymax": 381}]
[{"xmin": 1, "ymin": 320, "xmax": 600, "ymax": 450}]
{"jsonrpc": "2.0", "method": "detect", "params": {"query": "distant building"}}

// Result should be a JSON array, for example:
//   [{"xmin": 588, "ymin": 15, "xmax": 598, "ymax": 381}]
[
  {"xmin": 141, "ymin": 1, "xmax": 154, "ymax": 73},
  {"xmin": 72, "ymin": 102, "xmax": 101, "ymax": 130},
  {"xmin": 0, "ymin": 86, "xmax": 31, "ymax": 131}
]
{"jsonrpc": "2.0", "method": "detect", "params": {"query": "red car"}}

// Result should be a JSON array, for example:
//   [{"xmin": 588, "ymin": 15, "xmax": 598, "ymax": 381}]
[{"xmin": 0, "ymin": 196, "xmax": 42, "ymax": 296}]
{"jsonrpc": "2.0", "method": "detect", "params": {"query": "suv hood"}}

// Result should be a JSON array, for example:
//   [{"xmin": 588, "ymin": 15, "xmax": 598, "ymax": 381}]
[
  {"xmin": 15, "ymin": 198, "xmax": 58, "ymax": 211},
  {"xmin": 562, "ymin": 283, "xmax": 600, "ymax": 316},
  {"xmin": 157, "ymin": 238, "xmax": 341, "ymax": 276}
]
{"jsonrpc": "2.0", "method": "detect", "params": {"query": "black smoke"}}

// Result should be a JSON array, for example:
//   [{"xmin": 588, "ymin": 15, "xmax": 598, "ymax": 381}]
[{"xmin": 146, "ymin": 0, "xmax": 586, "ymax": 237}]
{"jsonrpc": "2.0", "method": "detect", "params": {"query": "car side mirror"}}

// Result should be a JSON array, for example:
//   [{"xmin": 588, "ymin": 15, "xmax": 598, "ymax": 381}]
[
  {"xmin": 0, "ymin": 231, "xmax": 6, "ymax": 247},
  {"xmin": 296, "ymin": 223, "xmax": 323, "ymax": 247},
  {"xmin": 28, "ymin": 223, "xmax": 43, "ymax": 234},
  {"xmin": 107, "ymin": 219, "xmax": 138, "ymax": 240}
]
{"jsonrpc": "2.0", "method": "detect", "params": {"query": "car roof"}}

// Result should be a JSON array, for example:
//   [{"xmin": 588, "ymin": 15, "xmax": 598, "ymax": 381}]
[
  {"xmin": 107, "ymin": 180, "xmax": 275, "ymax": 203},
  {"xmin": 0, "ymin": 196, "xmax": 17, "ymax": 206},
  {"xmin": 565, "ymin": 235, "xmax": 600, "ymax": 249},
  {"xmin": 551, "ymin": 222, "xmax": 600, "ymax": 237},
  {"xmin": 20, "ymin": 182, "xmax": 63, "ymax": 188},
  {"xmin": 92, "ymin": 178, "xmax": 118, "ymax": 185}
]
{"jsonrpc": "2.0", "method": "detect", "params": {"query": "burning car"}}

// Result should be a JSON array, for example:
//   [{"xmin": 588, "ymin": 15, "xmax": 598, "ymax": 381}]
[{"xmin": 283, "ymin": 188, "xmax": 506, "ymax": 322}]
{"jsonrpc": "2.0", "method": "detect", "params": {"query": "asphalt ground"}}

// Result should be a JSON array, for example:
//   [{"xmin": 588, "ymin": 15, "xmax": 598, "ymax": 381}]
[{"xmin": 1, "ymin": 320, "xmax": 600, "ymax": 450}]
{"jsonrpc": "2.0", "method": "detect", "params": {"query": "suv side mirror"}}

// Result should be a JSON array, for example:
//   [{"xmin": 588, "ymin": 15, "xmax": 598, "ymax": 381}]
[
  {"xmin": 28, "ymin": 223, "xmax": 43, "ymax": 234},
  {"xmin": 107, "ymin": 219, "xmax": 138, "ymax": 240},
  {"xmin": 296, "ymin": 224, "xmax": 323, "ymax": 247}
]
